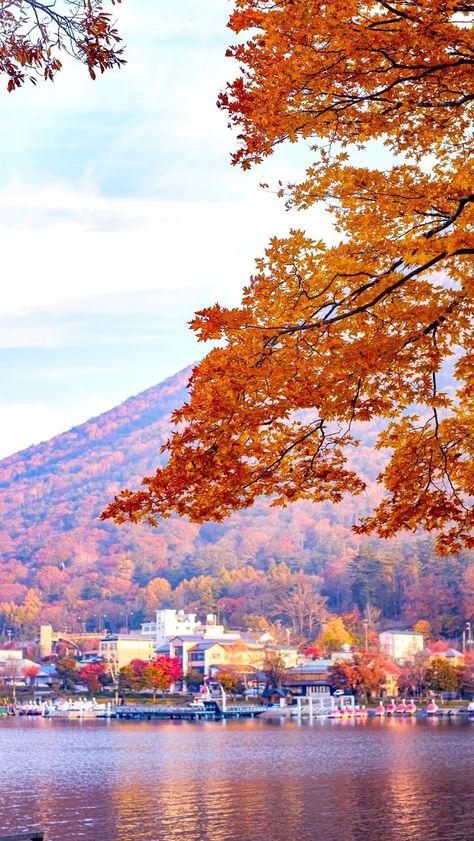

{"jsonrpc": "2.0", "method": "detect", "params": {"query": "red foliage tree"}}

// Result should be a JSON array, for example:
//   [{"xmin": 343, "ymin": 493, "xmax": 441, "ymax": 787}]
[
  {"xmin": 22, "ymin": 663, "xmax": 40, "ymax": 686},
  {"xmin": 80, "ymin": 662, "xmax": 106, "ymax": 693},
  {"xmin": 141, "ymin": 656, "xmax": 182, "ymax": 701}
]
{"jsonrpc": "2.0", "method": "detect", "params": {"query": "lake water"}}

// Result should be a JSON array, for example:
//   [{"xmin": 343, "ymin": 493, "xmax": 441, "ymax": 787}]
[{"xmin": 1, "ymin": 716, "xmax": 474, "ymax": 840}]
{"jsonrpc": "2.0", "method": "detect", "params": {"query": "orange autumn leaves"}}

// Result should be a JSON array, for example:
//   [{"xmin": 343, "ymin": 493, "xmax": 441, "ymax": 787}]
[
  {"xmin": 0, "ymin": 0, "xmax": 124, "ymax": 89},
  {"xmin": 104, "ymin": 1, "xmax": 474, "ymax": 552}
]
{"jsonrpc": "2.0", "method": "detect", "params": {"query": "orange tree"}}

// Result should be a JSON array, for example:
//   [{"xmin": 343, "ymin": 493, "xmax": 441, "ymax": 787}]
[
  {"xmin": 216, "ymin": 668, "xmax": 245, "ymax": 695},
  {"xmin": 104, "ymin": 1, "xmax": 474, "ymax": 553},
  {"xmin": 0, "ymin": 0, "xmax": 124, "ymax": 90},
  {"xmin": 329, "ymin": 652, "xmax": 388, "ymax": 699}
]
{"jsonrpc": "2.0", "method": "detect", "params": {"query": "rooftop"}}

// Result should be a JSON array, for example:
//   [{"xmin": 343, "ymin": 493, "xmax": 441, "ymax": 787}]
[
  {"xmin": 189, "ymin": 642, "xmax": 226, "ymax": 651},
  {"xmin": 169, "ymin": 634, "xmax": 240, "ymax": 644},
  {"xmin": 101, "ymin": 634, "xmax": 153, "ymax": 642}
]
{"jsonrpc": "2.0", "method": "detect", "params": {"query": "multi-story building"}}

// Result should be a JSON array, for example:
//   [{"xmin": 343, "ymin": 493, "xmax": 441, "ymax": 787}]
[
  {"xmin": 379, "ymin": 630, "xmax": 424, "ymax": 663},
  {"xmin": 141, "ymin": 609, "xmax": 241, "ymax": 649},
  {"xmin": 99, "ymin": 633, "xmax": 155, "ymax": 671}
]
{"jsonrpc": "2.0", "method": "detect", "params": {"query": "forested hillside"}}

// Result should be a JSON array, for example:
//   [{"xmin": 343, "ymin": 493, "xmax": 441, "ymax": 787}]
[{"xmin": 0, "ymin": 368, "xmax": 472, "ymax": 640}]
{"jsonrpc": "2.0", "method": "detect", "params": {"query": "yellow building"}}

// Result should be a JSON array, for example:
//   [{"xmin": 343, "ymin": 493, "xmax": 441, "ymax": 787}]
[
  {"xmin": 99, "ymin": 633, "xmax": 155, "ymax": 670},
  {"xmin": 426, "ymin": 647, "xmax": 464, "ymax": 667}
]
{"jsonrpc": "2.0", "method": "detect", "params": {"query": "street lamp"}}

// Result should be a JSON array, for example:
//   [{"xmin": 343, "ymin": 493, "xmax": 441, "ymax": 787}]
[{"xmin": 363, "ymin": 619, "xmax": 369, "ymax": 649}]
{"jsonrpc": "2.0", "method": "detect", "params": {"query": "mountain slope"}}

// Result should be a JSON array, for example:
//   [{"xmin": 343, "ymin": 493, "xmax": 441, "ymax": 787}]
[{"xmin": 0, "ymin": 366, "xmax": 432, "ymax": 632}]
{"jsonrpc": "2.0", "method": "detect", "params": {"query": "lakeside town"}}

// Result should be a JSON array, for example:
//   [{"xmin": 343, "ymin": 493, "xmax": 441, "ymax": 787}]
[{"xmin": 2, "ymin": 607, "xmax": 474, "ymax": 719}]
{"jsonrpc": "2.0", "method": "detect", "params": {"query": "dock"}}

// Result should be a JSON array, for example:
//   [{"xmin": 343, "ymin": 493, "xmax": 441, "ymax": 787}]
[
  {"xmin": 112, "ymin": 700, "xmax": 263, "ymax": 721},
  {"xmin": 0, "ymin": 832, "xmax": 44, "ymax": 841}
]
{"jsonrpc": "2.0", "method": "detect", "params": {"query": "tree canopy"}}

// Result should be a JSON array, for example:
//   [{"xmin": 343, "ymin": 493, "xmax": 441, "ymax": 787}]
[
  {"xmin": 104, "ymin": 1, "xmax": 474, "ymax": 553},
  {"xmin": 0, "ymin": 0, "xmax": 124, "ymax": 89}
]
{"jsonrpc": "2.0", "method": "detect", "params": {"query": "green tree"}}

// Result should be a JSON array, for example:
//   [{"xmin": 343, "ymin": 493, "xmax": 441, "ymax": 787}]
[
  {"xmin": 55, "ymin": 656, "xmax": 78, "ymax": 690},
  {"xmin": 425, "ymin": 657, "xmax": 459, "ymax": 693},
  {"xmin": 349, "ymin": 550, "xmax": 397, "ymax": 617},
  {"xmin": 184, "ymin": 669, "xmax": 205, "ymax": 691}
]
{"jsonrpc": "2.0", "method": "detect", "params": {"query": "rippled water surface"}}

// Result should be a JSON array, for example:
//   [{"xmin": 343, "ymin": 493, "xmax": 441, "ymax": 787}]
[{"xmin": 1, "ymin": 717, "xmax": 474, "ymax": 840}]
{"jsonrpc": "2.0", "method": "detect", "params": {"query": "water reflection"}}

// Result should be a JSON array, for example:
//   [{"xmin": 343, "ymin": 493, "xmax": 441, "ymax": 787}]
[{"xmin": 1, "ymin": 718, "xmax": 474, "ymax": 840}]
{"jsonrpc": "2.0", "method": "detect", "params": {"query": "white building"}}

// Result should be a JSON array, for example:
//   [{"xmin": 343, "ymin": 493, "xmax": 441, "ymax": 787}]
[
  {"xmin": 0, "ymin": 650, "xmax": 52, "ymax": 688},
  {"xmin": 0, "ymin": 649, "xmax": 22, "ymax": 662},
  {"xmin": 141, "ymin": 609, "xmax": 241, "ymax": 649},
  {"xmin": 379, "ymin": 630, "xmax": 424, "ymax": 663}
]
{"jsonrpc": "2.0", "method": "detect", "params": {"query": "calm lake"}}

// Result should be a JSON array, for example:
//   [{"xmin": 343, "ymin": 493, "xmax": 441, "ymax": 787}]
[{"xmin": 1, "ymin": 716, "xmax": 474, "ymax": 840}]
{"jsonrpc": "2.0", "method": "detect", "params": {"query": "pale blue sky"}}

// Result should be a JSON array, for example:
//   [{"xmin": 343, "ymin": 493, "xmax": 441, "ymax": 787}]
[{"xmin": 0, "ymin": 0, "xmax": 380, "ymax": 458}]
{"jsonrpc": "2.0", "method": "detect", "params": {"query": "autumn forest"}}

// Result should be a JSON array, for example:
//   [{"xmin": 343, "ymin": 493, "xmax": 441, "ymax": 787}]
[{"xmin": 1, "ymin": 367, "xmax": 473, "ymax": 642}]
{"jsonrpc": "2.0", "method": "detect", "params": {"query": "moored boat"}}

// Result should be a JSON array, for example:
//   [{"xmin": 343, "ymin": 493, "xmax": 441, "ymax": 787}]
[
  {"xmin": 355, "ymin": 705, "xmax": 368, "ymax": 717},
  {"xmin": 385, "ymin": 699, "xmax": 396, "ymax": 716},
  {"xmin": 0, "ymin": 706, "xmax": 14, "ymax": 717},
  {"xmin": 43, "ymin": 698, "xmax": 104, "ymax": 718}
]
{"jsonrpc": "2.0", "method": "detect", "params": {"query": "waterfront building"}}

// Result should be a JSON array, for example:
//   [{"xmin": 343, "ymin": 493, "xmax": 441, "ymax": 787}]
[
  {"xmin": 379, "ymin": 630, "xmax": 424, "ymax": 663},
  {"xmin": 99, "ymin": 633, "xmax": 155, "ymax": 670},
  {"xmin": 261, "ymin": 687, "xmax": 294, "ymax": 706},
  {"xmin": 168, "ymin": 635, "xmax": 299, "ymax": 684},
  {"xmin": 285, "ymin": 660, "xmax": 334, "ymax": 697}
]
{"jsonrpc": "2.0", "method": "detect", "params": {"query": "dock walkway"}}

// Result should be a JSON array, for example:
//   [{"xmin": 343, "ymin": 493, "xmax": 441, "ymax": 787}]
[{"xmin": 113, "ymin": 700, "xmax": 263, "ymax": 721}]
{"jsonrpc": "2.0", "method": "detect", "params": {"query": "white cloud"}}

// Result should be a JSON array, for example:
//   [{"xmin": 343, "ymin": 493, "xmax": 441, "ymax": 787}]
[
  {"xmin": 0, "ymin": 403, "xmax": 80, "ymax": 459},
  {"xmin": 0, "ymin": 185, "xmax": 333, "ymax": 316},
  {"xmin": 0, "ymin": 0, "xmax": 337, "ymax": 458}
]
